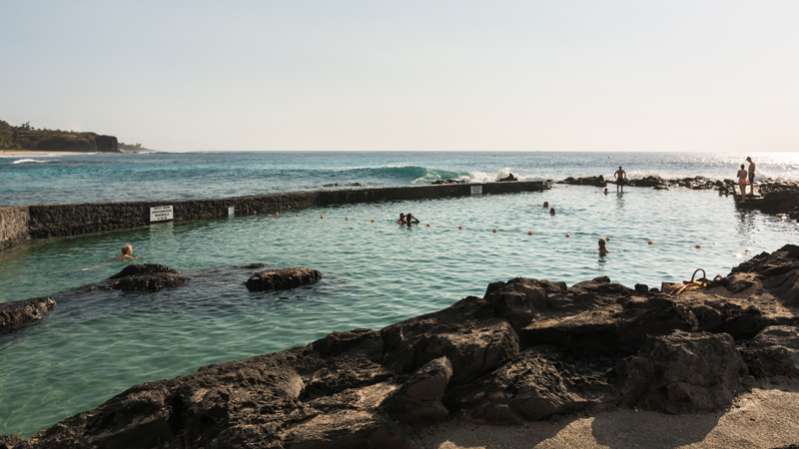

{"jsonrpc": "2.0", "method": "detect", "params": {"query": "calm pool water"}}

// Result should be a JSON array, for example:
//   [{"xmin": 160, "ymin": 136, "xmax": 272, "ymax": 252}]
[{"xmin": 1, "ymin": 185, "xmax": 797, "ymax": 436}]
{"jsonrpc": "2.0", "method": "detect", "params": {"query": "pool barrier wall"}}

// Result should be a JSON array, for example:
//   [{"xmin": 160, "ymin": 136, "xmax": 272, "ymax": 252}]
[{"xmin": 0, "ymin": 181, "xmax": 548, "ymax": 251}]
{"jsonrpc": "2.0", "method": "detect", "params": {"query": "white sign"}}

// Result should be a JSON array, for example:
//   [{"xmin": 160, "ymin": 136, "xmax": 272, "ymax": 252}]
[
  {"xmin": 227, "ymin": 206, "xmax": 235, "ymax": 218},
  {"xmin": 149, "ymin": 205, "xmax": 174, "ymax": 223},
  {"xmin": 470, "ymin": 185, "xmax": 483, "ymax": 196}
]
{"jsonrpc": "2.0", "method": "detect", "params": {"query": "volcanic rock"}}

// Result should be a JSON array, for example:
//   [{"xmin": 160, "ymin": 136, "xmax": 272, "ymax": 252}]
[
  {"xmin": 559, "ymin": 175, "xmax": 606, "ymax": 187},
  {"xmin": 0, "ymin": 297, "xmax": 55, "ymax": 334},
  {"xmin": 245, "ymin": 267, "xmax": 321, "ymax": 292},
  {"xmin": 620, "ymin": 330, "xmax": 746, "ymax": 413},
  {"xmin": 108, "ymin": 264, "xmax": 188, "ymax": 292},
  {"xmin": 741, "ymin": 325, "xmax": 799, "ymax": 378},
  {"xmin": 381, "ymin": 356, "xmax": 453, "ymax": 425},
  {"xmin": 447, "ymin": 348, "xmax": 591, "ymax": 424}
]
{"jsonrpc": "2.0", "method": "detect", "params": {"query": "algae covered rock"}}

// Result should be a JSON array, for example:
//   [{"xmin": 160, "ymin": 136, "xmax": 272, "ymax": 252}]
[
  {"xmin": 0, "ymin": 297, "xmax": 55, "ymax": 334},
  {"xmin": 108, "ymin": 264, "xmax": 188, "ymax": 292},
  {"xmin": 245, "ymin": 267, "xmax": 321, "ymax": 292}
]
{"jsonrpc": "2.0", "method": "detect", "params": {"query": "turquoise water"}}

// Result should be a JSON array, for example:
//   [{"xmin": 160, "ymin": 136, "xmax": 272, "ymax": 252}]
[
  {"xmin": 1, "ymin": 182, "xmax": 798, "ymax": 436},
  {"xmin": 2, "ymin": 151, "xmax": 799, "ymax": 205}
]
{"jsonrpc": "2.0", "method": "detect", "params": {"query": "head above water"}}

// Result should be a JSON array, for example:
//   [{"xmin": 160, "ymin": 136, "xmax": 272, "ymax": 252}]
[
  {"xmin": 549, "ymin": 207, "xmax": 556, "ymax": 215},
  {"xmin": 121, "ymin": 243, "xmax": 133, "ymax": 256},
  {"xmin": 598, "ymin": 238, "xmax": 606, "ymax": 248}
]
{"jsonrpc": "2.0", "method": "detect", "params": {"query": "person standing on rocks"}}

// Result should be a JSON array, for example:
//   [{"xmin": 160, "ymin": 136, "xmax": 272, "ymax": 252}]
[
  {"xmin": 614, "ymin": 166, "xmax": 627, "ymax": 193},
  {"xmin": 737, "ymin": 164, "xmax": 748, "ymax": 197},
  {"xmin": 746, "ymin": 156, "xmax": 756, "ymax": 197}
]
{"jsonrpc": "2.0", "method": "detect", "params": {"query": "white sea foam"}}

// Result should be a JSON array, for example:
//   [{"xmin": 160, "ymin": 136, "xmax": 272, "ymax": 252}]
[{"xmin": 12, "ymin": 158, "xmax": 52, "ymax": 165}]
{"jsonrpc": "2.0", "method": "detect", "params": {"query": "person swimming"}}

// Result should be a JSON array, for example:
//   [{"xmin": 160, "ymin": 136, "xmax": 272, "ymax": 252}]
[
  {"xmin": 598, "ymin": 238, "xmax": 608, "ymax": 257},
  {"xmin": 603, "ymin": 187, "xmax": 609, "ymax": 195},
  {"xmin": 117, "ymin": 243, "xmax": 135, "ymax": 261},
  {"xmin": 396, "ymin": 213, "xmax": 407, "ymax": 225},
  {"xmin": 405, "ymin": 212, "xmax": 420, "ymax": 227},
  {"xmin": 549, "ymin": 207, "xmax": 556, "ymax": 216},
  {"xmin": 543, "ymin": 201, "xmax": 549, "ymax": 208}
]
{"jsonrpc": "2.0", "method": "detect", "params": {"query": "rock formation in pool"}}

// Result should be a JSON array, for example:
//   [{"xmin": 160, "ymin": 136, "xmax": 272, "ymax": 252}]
[
  {"xmin": 3, "ymin": 245, "xmax": 799, "ymax": 448},
  {"xmin": 0, "ymin": 297, "xmax": 55, "ymax": 334},
  {"xmin": 245, "ymin": 267, "xmax": 322, "ymax": 292},
  {"xmin": 108, "ymin": 264, "xmax": 189, "ymax": 292}
]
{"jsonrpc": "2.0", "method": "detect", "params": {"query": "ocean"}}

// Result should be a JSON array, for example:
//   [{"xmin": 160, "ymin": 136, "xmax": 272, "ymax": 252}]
[
  {"xmin": 1, "ymin": 151, "xmax": 798, "ymax": 436},
  {"xmin": 2, "ymin": 151, "xmax": 798, "ymax": 205}
]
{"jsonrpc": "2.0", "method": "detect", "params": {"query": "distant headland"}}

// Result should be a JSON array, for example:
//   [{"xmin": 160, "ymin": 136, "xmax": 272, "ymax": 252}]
[{"xmin": 0, "ymin": 120, "xmax": 128, "ymax": 153}]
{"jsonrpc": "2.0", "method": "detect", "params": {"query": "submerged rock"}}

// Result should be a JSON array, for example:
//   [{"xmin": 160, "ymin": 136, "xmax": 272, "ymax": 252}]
[
  {"xmin": 7, "ymin": 245, "xmax": 799, "ymax": 447},
  {"xmin": 0, "ymin": 297, "xmax": 55, "ymax": 334},
  {"xmin": 107, "ymin": 264, "xmax": 188, "ymax": 292},
  {"xmin": 245, "ymin": 267, "xmax": 321, "ymax": 292}
]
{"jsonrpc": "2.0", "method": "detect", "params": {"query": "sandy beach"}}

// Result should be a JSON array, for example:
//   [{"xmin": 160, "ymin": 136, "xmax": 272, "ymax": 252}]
[{"xmin": 416, "ymin": 385, "xmax": 799, "ymax": 449}]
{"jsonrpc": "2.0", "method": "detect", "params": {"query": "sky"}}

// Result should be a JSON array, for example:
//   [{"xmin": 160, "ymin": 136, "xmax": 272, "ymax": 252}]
[{"xmin": 1, "ymin": 1, "xmax": 798, "ymax": 151}]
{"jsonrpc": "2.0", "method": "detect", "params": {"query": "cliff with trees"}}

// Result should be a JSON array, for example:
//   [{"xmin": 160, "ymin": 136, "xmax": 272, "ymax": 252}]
[{"xmin": 0, "ymin": 120, "xmax": 119, "ymax": 152}]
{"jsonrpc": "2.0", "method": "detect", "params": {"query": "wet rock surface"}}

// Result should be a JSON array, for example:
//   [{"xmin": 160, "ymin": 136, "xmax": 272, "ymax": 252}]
[
  {"xmin": 5, "ymin": 245, "xmax": 799, "ymax": 448},
  {"xmin": 0, "ymin": 297, "xmax": 55, "ymax": 334},
  {"xmin": 245, "ymin": 267, "xmax": 322, "ymax": 292},
  {"xmin": 559, "ymin": 175, "xmax": 606, "ymax": 187},
  {"xmin": 108, "ymin": 264, "xmax": 188, "ymax": 292}
]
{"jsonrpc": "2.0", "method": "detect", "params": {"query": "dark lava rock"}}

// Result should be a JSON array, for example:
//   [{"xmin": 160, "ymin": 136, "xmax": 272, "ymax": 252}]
[
  {"xmin": 741, "ymin": 325, "xmax": 799, "ymax": 378},
  {"xmin": 627, "ymin": 175, "xmax": 667, "ymax": 188},
  {"xmin": 620, "ymin": 331, "xmax": 746, "ymax": 413},
  {"xmin": 107, "ymin": 264, "xmax": 188, "ymax": 292},
  {"xmin": 559, "ymin": 175, "xmax": 606, "ymax": 187},
  {"xmin": 447, "ymin": 348, "xmax": 591, "ymax": 424},
  {"xmin": 381, "ymin": 296, "xmax": 520, "ymax": 384},
  {"xmin": 245, "ymin": 267, "xmax": 321, "ymax": 292},
  {"xmin": 0, "ymin": 297, "xmax": 55, "ymax": 334},
  {"xmin": 381, "ymin": 356, "xmax": 453, "ymax": 425}
]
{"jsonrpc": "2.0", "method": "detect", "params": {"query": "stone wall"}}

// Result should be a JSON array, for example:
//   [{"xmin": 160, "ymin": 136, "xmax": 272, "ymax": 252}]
[
  {"xmin": 9, "ymin": 181, "xmax": 548, "ymax": 249},
  {"xmin": 0, "ymin": 206, "xmax": 30, "ymax": 250}
]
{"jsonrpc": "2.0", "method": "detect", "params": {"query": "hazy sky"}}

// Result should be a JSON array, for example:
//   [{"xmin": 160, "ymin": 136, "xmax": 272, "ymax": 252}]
[{"xmin": 1, "ymin": 1, "xmax": 797, "ymax": 151}]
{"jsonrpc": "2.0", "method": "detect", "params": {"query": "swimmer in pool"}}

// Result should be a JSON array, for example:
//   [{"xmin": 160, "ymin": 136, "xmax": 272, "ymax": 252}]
[
  {"xmin": 598, "ymin": 238, "xmax": 608, "ymax": 257},
  {"xmin": 543, "ymin": 201, "xmax": 549, "ymax": 208},
  {"xmin": 549, "ymin": 207, "xmax": 556, "ymax": 216},
  {"xmin": 405, "ymin": 213, "xmax": 420, "ymax": 227},
  {"xmin": 396, "ymin": 213, "xmax": 407, "ymax": 225},
  {"xmin": 117, "ymin": 243, "xmax": 135, "ymax": 261}
]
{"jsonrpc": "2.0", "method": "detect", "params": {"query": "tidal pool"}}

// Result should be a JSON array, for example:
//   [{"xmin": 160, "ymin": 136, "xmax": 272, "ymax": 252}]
[{"xmin": 1, "ymin": 185, "xmax": 797, "ymax": 436}]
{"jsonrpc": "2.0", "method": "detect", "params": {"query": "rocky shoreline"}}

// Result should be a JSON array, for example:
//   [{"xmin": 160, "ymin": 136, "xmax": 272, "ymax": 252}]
[{"xmin": 2, "ymin": 245, "xmax": 799, "ymax": 449}]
